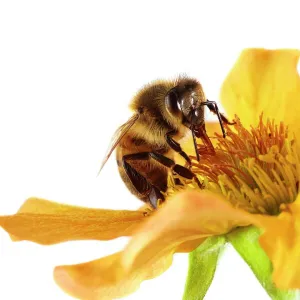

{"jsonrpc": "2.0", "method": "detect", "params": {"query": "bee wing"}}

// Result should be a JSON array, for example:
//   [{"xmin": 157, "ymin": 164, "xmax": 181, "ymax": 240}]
[{"xmin": 98, "ymin": 114, "xmax": 139, "ymax": 174}]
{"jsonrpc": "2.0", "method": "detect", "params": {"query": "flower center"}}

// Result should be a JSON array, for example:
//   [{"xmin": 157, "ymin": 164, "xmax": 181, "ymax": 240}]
[{"xmin": 168, "ymin": 115, "xmax": 300, "ymax": 216}]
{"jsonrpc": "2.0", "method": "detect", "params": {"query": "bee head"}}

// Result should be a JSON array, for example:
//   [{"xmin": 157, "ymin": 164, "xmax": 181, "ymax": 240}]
[{"xmin": 165, "ymin": 80, "xmax": 206, "ymax": 128}]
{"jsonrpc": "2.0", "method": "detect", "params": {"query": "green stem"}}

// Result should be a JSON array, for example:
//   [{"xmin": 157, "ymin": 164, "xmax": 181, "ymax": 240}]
[
  {"xmin": 183, "ymin": 236, "xmax": 226, "ymax": 300},
  {"xmin": 227, "ymin": 226, "xmax": 299, "ymax": 300}
]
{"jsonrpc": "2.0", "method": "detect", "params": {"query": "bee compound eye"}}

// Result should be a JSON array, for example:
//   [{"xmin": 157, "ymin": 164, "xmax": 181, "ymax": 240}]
[
  {"xmin": 191, "ymin": 108, "xmax": 203, "ymax": 125},
  {"xmin": 165, "ymin": 90, "xmax": 182, "ymax": 116}
]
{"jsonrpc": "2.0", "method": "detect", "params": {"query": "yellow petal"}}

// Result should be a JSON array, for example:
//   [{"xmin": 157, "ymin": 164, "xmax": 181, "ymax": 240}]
[
  {"xmin": 220, "ymin": 48, "xmax": 300, "ymax": 136},
  {"xmin": 54, "ymin": 251, "xmax": 173, "ymax": 300},
  {"xmin": 54, "ymin": 191, "xmax": 251, "ymax": 299},
  {"xmin": 121, "ymin": 190, "xmax": 251, "ymax": 272},
  {"xmin": 54, "ymin": 241, "xmax": 204, "ymax": 300},
  {"xmin": 176, "ymin": 238, "xmax": 206, "ymax": 253},
  {"xmin": 0, "ymin": 197, "xmax": 145, "ymax": 245},
  {"xmin": 54, "ymin": 240, "xmax": 204, "ymax": 300},
  {"xmin": 251, "ymin": 194, "xmax": 300, "ymax": 289}
]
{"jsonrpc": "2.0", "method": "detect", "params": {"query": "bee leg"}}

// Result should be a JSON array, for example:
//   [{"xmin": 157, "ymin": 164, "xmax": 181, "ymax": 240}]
[
  {"xmin": 148, "ymin": 187, "xmax": 165, "ymax": 209},
  {"xmin": 166, "ymin": 130, "xmax": 192, "ymax": 167},
  {"xmin": 205, "ymin": 101, "xmax": 236, "ymax": 125},
  {"xmin": 201, "ymin": 100, "xmax": 235, "ymax": 138},
  {"xmin": 174, "ymin": 177, "xmax": 184, "ymax": 186},
  {"xmin": 124, "ymin": 152, "xmax": 202, "ymax": 188},
  {"xmin": 122, "ymin": 154, "xmax": 165, "ymax": 209},
  {"xmin": 148, "ymin": 152, "xmax": 203, "ymax": 189}
]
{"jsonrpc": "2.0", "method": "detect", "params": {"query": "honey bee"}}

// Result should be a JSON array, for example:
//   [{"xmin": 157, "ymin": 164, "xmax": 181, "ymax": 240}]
[{"xmin": 99, "ymin": 76, "xmax": 234, "ymax": 208}]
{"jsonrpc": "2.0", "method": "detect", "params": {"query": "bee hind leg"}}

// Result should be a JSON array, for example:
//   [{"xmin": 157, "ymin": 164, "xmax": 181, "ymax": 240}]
[
  {"xmin": 124, "ymin": 152, "xmax": 203, "ymax": 191},
  {"xmin": 122, "ymin": 155, "xmax": 165, "ymax": 209}
]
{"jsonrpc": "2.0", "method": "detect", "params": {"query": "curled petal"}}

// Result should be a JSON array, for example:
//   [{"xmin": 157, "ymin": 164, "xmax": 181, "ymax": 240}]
[
  {"xmin": 54, "ymin": 251, "xmax": 173, "ymax": 300},
  {"xmin": 122, "ymin": 190, "xmax": 251, "ymax": 272},
  {"xmin": 176, "ymin": 238, "xmax": 206, "ymax": 253},
  {"xmin": 0, "ymin": 197, "xmax": 145, "ymax": 245},
  {"xmin": 220, "ymin": 48, "xmax": 300, "ymax": 136},
  {"xmin": 251, "ymin": 194, "xmax": 300, "ymax": 289},
  {"xmin": 54, "ymin": 191, "xmax": 251, "ymax": 299}
]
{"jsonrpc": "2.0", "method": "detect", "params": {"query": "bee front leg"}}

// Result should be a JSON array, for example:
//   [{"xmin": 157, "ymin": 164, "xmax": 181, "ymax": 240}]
[
  {"xmin": 201, "ymin": 100, "xmax": 235, "ymax": 138},
  {"xmin": 166, "ymin": 130, "xmax": 192, "ymax": 167}
]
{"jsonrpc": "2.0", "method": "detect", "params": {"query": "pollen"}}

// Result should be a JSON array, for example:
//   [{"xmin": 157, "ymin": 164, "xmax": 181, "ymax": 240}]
[{"xmin": 187, "ymin": 115, "xmax": 300, "ymax": 215}]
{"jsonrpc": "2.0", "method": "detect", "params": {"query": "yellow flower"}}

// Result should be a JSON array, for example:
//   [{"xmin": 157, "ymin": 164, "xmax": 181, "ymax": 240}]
[{"xmin": 1, "ymin": 48, "xmax": 300, "ymax": 299}]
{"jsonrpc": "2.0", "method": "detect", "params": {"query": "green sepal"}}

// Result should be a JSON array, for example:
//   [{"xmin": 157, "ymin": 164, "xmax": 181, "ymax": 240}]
[
  {"xmin": 183, "ymin": 235, "xmax": 226, "ymax": 300},
  {"xmin": 227, "ymin": 226, "xmax": 299, "ymax": 300}
]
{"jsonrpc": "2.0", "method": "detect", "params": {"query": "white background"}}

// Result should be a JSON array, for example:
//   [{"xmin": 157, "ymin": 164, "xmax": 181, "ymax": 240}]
[{"xmin": 0, "ymin": 1, "xmax": 299, "ymax": 299}]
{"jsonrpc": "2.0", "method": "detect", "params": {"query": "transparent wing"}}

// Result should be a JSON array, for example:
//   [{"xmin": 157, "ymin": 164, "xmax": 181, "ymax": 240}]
[{"xmin": 98, "ymin": 114, "xmax": 139, "ymax": 174}]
